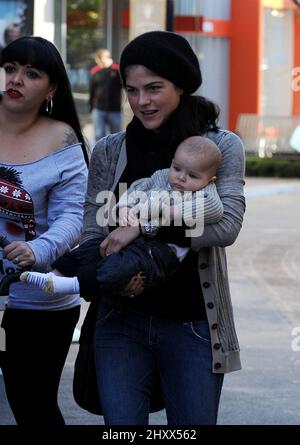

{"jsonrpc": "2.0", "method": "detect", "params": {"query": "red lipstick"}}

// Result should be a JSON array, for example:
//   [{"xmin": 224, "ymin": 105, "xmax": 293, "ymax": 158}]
[{"xmin": 6, "ymin": 89, "xmax": 23, "ymax": 99}]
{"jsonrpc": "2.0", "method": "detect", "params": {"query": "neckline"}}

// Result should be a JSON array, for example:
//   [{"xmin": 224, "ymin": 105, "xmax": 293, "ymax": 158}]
[{"xmin": 0, "ymin": 143, "xmax": 81, "ymax": 166}]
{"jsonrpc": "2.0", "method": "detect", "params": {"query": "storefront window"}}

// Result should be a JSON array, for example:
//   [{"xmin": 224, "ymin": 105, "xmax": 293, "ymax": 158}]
[
  {"xmin": 66, "ymin": 0, "xmax": 129, "ymax": 94},
  {"xmin": 0, "ymin": 0, "xmax": 33, "ymax": 52},
  {"xmin": 67, "ymin": 0, "xmax": 107, "ymax": 93},
  {"xmin": 261, "ymin": 8, "xmax": 293, "ymax": 116}
]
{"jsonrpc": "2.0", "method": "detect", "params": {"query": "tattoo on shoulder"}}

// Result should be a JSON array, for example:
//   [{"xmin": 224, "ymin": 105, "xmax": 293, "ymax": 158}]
[{"xmin": 60, "ymin": 128, "xmax": 79, "ymax": 148}]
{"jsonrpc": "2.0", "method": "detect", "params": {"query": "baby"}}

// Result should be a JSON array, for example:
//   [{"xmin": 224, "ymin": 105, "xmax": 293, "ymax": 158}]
[{"xmin": 21, "ymin": 136, "xmax": 222, "ymax": 299}]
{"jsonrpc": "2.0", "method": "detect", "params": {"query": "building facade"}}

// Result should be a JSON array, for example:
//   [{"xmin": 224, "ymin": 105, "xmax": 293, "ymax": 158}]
[{"xmin": 1, "ymin": 0, "xmax": 300, "ymax": 147}]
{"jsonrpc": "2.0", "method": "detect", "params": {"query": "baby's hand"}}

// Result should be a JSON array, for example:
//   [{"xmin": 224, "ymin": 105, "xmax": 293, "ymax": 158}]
[
  {"xmin": 119, "ymin": 207, "xmax": 139, "ymax": 227},
  {"xmin": 127, "ymin": 208, "xmax": 139, "ymax": 227},
  {"xmin": 119, "ymin": 272, "xmax": 145, "ymax": 297}
]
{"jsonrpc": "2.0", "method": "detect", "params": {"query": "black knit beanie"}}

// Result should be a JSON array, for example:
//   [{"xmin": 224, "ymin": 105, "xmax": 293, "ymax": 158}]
[{"xmin": 119, "ymin": 31, "xmax": 202, "ymax": 94}]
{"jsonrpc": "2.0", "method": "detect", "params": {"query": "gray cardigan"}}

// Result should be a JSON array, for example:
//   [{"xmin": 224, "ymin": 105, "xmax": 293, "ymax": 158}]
[{"xmin": 81, "ymin": 129, "xmax": 245, "ymax": 373}]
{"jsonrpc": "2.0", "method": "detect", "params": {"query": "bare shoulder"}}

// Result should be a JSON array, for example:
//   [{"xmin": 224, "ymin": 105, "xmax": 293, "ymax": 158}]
[
  {"xmin": 52, "ymin": 120, "xmax": 79, "ymax": 150},
  {"xmin": 41, "ymin": 118, "xmax": 79, "ymax": 152}
]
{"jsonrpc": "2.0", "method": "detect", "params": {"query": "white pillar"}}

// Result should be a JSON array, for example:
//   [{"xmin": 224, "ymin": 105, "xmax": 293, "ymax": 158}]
[{"xmin": 33, "ymin": 0, "xmax": 55, "ymax": 43}]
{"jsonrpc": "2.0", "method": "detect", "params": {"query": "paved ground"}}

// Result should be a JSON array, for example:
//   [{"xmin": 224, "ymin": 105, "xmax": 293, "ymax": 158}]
[
  {"xmin": 1, "ymin": 177, "xmax": 300, "ymax": 425},
  {"xmin": 219, "ymin": 178, "xmax": 300, "ymax": 425}
]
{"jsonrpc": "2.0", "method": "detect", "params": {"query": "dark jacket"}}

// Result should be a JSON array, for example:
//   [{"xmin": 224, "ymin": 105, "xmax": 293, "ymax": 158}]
[{"xmin": 89, "ymin": 64, "xmax": 122, "ymax": 112}]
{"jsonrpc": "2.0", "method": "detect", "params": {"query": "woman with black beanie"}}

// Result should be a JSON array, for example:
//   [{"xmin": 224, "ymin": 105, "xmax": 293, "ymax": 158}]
[{"xmin": 81, "ymin": 31, "xmax": 246, "ymax": 425}]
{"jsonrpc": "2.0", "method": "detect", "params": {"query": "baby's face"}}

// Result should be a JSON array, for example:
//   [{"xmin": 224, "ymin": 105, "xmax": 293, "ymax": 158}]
[{"xmin": 168, "ymin": 150, "xmax": 213, "ymax": 192}]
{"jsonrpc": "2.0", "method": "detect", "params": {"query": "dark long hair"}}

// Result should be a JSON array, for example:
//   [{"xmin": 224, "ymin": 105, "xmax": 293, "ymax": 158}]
[
  {"xmin": 132, "ymin": 93, "xmax": 220, "ymax": 154},
  {"xmin": 166, "ymin": 93, "xmax": 220, "ymax": 143},
  {"xmin": 1, "ymin": 36, "xmax": 89, "ymax": 165}
]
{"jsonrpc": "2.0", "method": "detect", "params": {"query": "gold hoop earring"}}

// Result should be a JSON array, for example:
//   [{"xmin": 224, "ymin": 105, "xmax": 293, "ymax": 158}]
[{"xmin": 45, "ymin": 97, "xmax": 53, "ymax": 115}]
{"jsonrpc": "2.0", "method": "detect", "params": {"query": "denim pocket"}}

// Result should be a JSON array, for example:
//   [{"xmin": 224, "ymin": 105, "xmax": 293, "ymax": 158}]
[{"xmin": 189, "ymin": 320, "xmax": 211, "ymax": 343}]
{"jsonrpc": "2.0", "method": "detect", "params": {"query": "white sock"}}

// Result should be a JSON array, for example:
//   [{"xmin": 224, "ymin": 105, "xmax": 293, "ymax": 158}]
[{"xmin": 20, "ymin": 271, "xmax": 80, "ymax": 295}]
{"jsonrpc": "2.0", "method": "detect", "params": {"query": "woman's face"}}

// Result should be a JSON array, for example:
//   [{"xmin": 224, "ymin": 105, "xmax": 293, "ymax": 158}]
[
  {"xmin": 125, "ymin": 65, "xmax": 183, "ymax": 130},
  {"xmin": 1, "ymin": 61, "xmax": 55, "ymax": 114}
]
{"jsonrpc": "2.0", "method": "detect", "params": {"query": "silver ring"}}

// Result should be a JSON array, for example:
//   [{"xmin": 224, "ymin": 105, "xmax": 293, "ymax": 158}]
[
  {"xmin": 15, "ymin": 257, "xmax": 19, "ymax": 264},
  {"xmin": 129, "ymin": 294, "xmax": 135, "ymax": 298}
]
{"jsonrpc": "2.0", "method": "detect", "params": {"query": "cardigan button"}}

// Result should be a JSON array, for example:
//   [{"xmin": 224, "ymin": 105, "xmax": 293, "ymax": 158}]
[
  {"xmin": 211, "ymin": 323, "xmax": 218, "ymax": 330},
  {"xmin": 207, "ymin": 302, "xmax": 214, "ymax": 309},
  {"xmin": 214, "ymin": 362, "xmax": 222, "ymax": 370},
  {"xmin": 203, "ymin": 282, "xmax": 210, "ymax": 288},
  {"xmin": 200, "ymin": 263, "xmax": 208, "ymax": 270},
  {"xmin": 214, "ymin": 343, "xmax": 221, "ymax": 350}
]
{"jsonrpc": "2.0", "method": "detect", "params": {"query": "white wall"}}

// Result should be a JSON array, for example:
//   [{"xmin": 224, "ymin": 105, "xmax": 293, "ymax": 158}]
[
  {"xmin": 33, "ymin": 0, "xmax": 55, "ymax": 42},
  {"xmin": 175, "ymin": 0, "xmax": 231, "ymax": 129}
]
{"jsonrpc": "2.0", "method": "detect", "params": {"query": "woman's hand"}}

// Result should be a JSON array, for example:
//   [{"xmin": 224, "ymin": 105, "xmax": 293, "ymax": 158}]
[
  {"xmin": 3, "ymin": 241, "xmax": 36, "ymax": 268},
  {"xmin": 100, "ymin": 225, "xmax": 140, "ymax": 257},
  {"xmin": 119, "ymin": 272, "xmax": 145, "ymax": 297}
]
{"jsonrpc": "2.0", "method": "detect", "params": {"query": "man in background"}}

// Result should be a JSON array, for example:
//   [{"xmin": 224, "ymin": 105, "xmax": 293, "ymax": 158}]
[
  {"xmin": 0, "ymin": 23, "xmax": 22, "ymax": 55},
  {"xmin": 89, "ymin": 48, "xmax": 122, "ymax": 141}
]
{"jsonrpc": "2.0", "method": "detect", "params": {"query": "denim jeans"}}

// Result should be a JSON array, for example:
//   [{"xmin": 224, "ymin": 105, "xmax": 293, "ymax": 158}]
[
  {"xmin": 53, "ymin": 236, "xmax": 180, "ymax": 300},
  {"xmin": 92, "ymin": 108, "xmax": 121, "ymax": 141},
  {"xmin": 97, "ymin": 237, "xmax": 180, "ymax": 293},
  {"xmin": 94, "ymin": 300, "xmax": 224, "ymax": 425}
]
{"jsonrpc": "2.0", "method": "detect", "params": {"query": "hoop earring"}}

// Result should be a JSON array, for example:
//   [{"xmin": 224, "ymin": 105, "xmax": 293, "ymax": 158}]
[{"xmin": 45, "ymin": 97, "xmax": 53, "ymax": 115}]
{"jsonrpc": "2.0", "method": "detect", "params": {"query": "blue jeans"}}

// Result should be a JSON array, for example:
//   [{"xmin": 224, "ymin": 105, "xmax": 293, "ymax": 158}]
[
  {"xmin": 94, "ymin": 300, "xmax": 224, "ymax": 425},
  {"xmin": 52, "ymin": 236, "xmax": 180, "ymax": 301},
  {"xmin": 92, "ymin": 108, "xmax": 121, "ymax": 141},
  {"xmin": 97, "ymin": 237, "xmax": 180, "ymax": 293}
]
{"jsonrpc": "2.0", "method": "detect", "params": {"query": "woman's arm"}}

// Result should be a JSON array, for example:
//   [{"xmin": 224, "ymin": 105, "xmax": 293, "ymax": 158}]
[
  {"xmin": 117, "ymin": 175, "xmax": 158, "ymax": 210},
  {"xmin": 80, "ymin": 137, "xmax": 117, "ymax": 244},
  {"xmin": 170, "ymin": 182, "xmax": 224, "ymax": 227},
  {"xmin": 122, "ymin": 171, "xmax": 223, "ymax": 230},
  {"xmin": 26, "ymin": 145, "xmax": 88, "ymax": 270},
  {"xmin": 191, "ymin": 131, "xmax": 245, "ymax": 249}
]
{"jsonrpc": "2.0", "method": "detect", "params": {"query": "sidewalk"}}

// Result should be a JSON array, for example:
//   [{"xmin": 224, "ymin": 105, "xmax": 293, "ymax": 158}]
[
  {"xmin": 1, "ymin": 176, "xmax": 300, "ymax": 425},
  {"xmin": 219, "ymin": 178, "xmax": 300, "ymax": 424}
]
